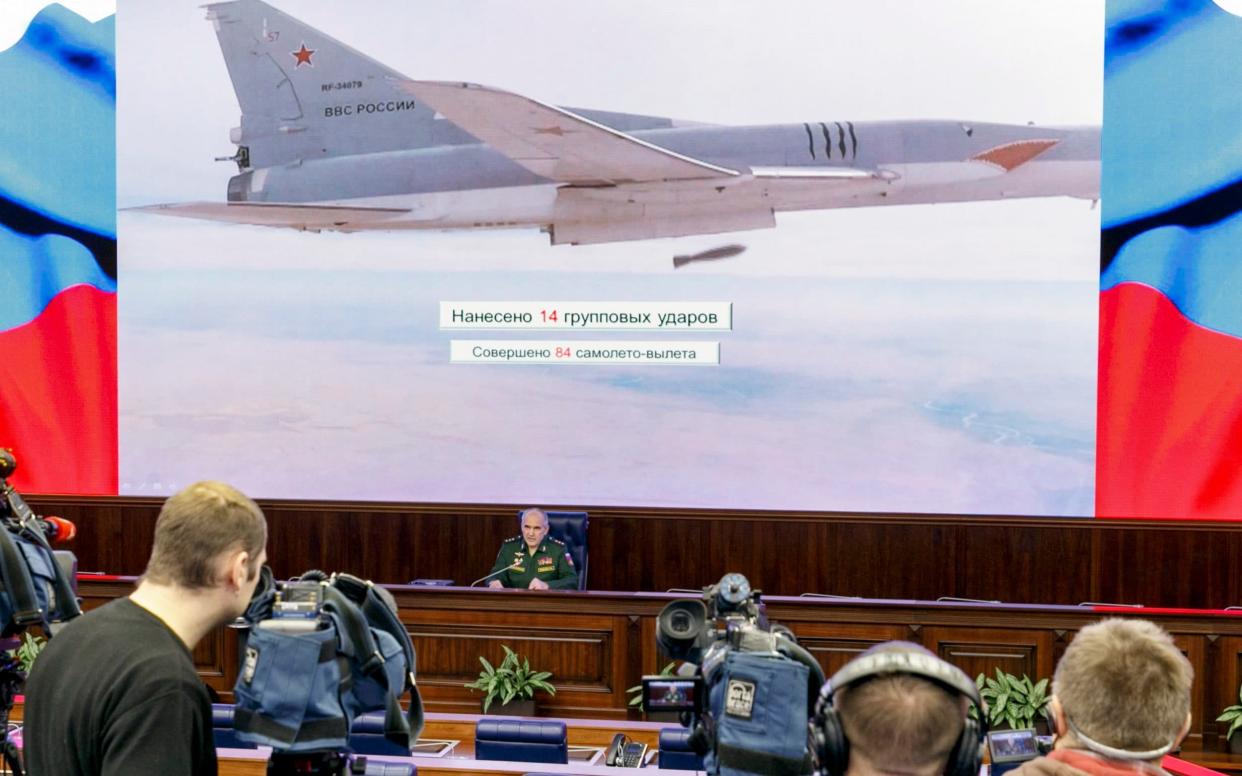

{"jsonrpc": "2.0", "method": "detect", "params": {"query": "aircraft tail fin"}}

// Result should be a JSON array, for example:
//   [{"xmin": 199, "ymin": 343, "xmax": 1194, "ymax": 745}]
[{"xmin": 204, "ymin": 0, "xmax": 446, "ymax": 168}]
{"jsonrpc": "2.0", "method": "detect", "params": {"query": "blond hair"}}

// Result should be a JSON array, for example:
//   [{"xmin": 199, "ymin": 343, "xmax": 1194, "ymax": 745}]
[
  {"xmin": 1054, "ymin": 619, "xmax": 1192, "ymax": 752},
  {"xmin": 143, "ymin": 481, "xmax": 267, "ymax": 589}
]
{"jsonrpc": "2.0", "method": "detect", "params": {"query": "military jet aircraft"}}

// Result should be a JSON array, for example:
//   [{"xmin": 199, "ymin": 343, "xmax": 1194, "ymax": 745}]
[{"xmin": 140, "ymin": 0, "xmax": 1100, "ymax": 246}]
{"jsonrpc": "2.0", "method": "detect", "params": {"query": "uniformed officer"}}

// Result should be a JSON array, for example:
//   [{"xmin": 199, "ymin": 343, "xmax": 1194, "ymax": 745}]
[{"xmin": 486, "ymin": 508, "xmax": 579, "ymax": 590}]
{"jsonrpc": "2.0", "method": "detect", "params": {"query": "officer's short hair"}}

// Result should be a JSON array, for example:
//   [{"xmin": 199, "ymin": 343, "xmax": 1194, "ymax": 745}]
[{"xmin": 519, "ymin": 507, "xmax": 548, "ymax": 527}]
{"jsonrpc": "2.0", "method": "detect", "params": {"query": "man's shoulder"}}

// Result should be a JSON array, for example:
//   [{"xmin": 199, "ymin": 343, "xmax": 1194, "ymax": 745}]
[
  {"xmin": 37, "ymin": 599, "xmax": 189, "ymax": 675},
  {"xmin": 547, "ymin": 536, "xmax": 566, "ymax": 547},
  {"xmin": 41, "ymin": 598, "xmax": 150, "ymax": 645},
  {"xmin": 500, "ymin": 535, "xmax": 523, "ymax": 547}
]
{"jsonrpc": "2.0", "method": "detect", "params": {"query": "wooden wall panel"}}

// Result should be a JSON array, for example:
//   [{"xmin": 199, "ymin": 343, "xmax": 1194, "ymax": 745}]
[
  {"xmin": 1094, "ymin": 526, "xmax": 1242, "ymax": 609},
  {"xmin": 786, "ymin": 622, "xmax": 911, "ymax": 677},
  {"xmin": 922, "ymin": 627, "xmax": 1055, "ymax": 683},
  {"xmin": 28, "ymin": 496, "xmax": 1242, "ymax": 609},
  {"xmin": 404, "ymin": 608, "xmax": 630, "ymax": 718},
  {"xmin": 1171, "ymin": 634, "xmax": 1208, "ymax": 743},
  {"xmin": 1212, "ymin": 637, "xmax": 1242, "ymax": 745}
]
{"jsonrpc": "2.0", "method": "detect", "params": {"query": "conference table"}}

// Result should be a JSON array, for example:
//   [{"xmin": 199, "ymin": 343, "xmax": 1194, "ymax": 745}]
[{"xmin": 74, "ymin": 577, "xmax": 1242, "ymax": 770}]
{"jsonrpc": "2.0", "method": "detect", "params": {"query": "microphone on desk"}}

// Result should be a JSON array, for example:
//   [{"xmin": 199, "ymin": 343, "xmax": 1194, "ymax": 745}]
[{"xmin": 470, "ymin": 563, "xmax": 521, "ymax": 588}]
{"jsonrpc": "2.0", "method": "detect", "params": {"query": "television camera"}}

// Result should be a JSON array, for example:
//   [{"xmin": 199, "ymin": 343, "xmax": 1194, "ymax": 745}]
[
  {"xmin": 646, "ymin": 573, "xmax": 825, "ymax": 776},
  {"xmin": 235, "ymin": 569, "xmax": 423, "ymax": 776}
]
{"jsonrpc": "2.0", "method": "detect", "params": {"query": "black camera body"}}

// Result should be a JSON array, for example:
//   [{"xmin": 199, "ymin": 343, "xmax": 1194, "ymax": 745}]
[
  {"xmin": 649, "ymin": 574, "xmax": 826, "ymax": 776},
  {"xmin": 655, "ymin": 572, "xmax": 769, "ymax": 665}
]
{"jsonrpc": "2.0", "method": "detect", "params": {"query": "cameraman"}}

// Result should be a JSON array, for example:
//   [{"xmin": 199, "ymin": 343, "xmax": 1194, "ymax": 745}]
[{"xmin": 24, "ymin": 482, "xmax": 268, "ymax": 776}]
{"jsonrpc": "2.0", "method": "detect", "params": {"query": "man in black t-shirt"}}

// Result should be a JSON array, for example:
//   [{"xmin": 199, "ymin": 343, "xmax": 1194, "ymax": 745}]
[{"xmin": 24, "ymin": 482, "xmax": 268, "ymax": 776}]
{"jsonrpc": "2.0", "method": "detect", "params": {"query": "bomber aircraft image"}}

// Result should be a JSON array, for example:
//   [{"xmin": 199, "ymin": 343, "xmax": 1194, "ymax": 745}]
[{"xmin": 142, "ymin": 0, "xmax": 1101, "ymax": 247}]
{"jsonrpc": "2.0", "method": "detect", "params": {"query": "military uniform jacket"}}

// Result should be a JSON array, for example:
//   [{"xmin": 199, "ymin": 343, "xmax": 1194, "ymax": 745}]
[{"xmin": 488, "ymin": 536, "xmax": 579, "ymax": 589}]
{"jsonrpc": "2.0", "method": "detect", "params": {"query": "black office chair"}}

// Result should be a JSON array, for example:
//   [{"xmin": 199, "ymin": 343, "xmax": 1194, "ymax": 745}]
[{"xmin": 520, "ymin": 510, "xmax": 588, "ymax": 590}]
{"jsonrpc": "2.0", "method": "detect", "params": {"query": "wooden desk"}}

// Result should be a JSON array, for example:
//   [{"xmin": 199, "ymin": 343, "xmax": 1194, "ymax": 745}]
[
  {"xmin": 75, "ymin": 579, "xmax": 1242, "ymax": 752},
  {"xmin": 216, "ymin": 714, "xmax": 691, "ymax": 776}
]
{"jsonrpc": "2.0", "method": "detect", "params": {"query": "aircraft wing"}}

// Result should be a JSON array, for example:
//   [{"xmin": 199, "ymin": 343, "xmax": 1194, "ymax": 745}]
[
  {"xmin": 127, "ymin": 201, "xmax": 412, "ymax": 229},
  {"xmin": 396, "ymin": 80, "xmax": 741, "ymax": 185}
]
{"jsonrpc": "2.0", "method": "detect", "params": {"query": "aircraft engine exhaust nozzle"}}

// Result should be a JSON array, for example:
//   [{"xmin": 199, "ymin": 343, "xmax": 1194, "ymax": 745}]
[{"xmin": 673, "ymin": 244, "xmax": 747, "ymax": 269}]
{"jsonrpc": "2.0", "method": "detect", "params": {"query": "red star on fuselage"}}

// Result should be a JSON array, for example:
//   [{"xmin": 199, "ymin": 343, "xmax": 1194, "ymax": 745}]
[{"xmin": 291, "ymin": 42, "xmax": 315, "ymax": 67}]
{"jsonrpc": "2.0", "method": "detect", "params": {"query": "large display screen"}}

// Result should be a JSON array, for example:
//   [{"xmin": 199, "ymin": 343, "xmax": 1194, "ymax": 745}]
[{"xmin": 111, "ymin": 0, "xmax": 1104, "ymax": 512}]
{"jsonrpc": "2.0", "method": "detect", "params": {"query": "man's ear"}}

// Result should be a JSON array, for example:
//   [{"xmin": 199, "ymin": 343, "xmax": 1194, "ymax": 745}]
[
  {"xmin": 1174, "ymin": 711, "xmax": 1192, "ymax": 748},
  {"xmin": 1047, "ymin": 697, "xmax": 1067, "ymax": 739},
  {"xmin": 227, "ymin": 550, "xmax": 252, "ymax": 590}
]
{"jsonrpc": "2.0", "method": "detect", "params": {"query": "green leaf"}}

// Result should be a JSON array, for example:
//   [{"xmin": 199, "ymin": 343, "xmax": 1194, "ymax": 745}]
[{"xmin": 466, "ymin": 646, "xmax": 557, "ymax": 708}]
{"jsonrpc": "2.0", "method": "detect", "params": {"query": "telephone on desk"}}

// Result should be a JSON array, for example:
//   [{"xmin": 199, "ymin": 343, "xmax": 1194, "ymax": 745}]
[{"xmin": 605, "ymin": 733, "xmax": 648, "ymax": 767}]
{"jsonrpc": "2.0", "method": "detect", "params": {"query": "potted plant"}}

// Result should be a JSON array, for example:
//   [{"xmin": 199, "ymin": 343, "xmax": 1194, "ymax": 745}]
[
  {"xmin": 1216, "ymin": 685, "xmax": 1242, "ymax": 754},
  {"xmin": 973, "ymin": 669, "xmax": 1051, "ymax": 732},
  {"xmin": 464, "ymin": 645, "xmax": 556, "ymax": 716},
  {"xmin": 9, "ymin": 633, "xmax": 45, "ymax": 675}
]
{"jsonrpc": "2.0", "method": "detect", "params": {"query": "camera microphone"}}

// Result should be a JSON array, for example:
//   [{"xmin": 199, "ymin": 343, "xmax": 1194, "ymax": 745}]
[
  {"xmin": 0, "ymin": 453, "xmax": 77, "ymax": 544},
  {"xmin": 37, "ymin": 516, "xmax": 76, "ymax": 544}
]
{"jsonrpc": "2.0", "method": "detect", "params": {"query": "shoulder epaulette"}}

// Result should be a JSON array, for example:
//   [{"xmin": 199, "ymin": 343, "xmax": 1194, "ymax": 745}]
[
  {"xmin": 504, "ymin": 535, "xmax": 522, "ymax": 543},
  {"xmin": 549, "ymin": 537, "xmax": 566, "ymax": 546}
]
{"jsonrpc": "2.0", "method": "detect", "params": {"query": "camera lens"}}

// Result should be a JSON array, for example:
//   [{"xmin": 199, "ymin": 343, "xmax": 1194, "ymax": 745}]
[{"xmin": 671, "ymin": 610, "xmax": 691, "ymax": 634}]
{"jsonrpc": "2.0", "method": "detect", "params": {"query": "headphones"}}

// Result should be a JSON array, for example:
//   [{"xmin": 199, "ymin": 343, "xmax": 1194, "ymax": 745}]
[
  {"xmin": 1064, "ymin": 716, "xmax": 1175, "ymax": 762},
  {"xmin": 808, "ymin": 643, "xmax": 987, "ymax": 776}
]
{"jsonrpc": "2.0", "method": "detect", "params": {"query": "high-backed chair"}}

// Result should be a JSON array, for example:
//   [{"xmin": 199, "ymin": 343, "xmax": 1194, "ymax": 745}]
[
  {"xmin": 520, "ymin": 510, "xmax": 588, "ymax": 590},
  {"xmin": 211, "ymin": 704, "xmax": 257, "ymax": 750},
  {"xmin": 348, "ymin": 711, "xmax": 413, "ymax": 756},
  {"xmin": 658, "ymin": 727, "xmax": 704, "ymax": 770},
  {"xmin": 475, "ymin": 719, "xmax": 568, "ymax": 764}
]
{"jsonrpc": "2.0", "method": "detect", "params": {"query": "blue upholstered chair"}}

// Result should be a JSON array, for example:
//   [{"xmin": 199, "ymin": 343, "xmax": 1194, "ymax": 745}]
[
  {"xmin": 659, "ymin": 727, "xmax": 705, "ymax": 770},
  {"xmin": 474, "ymin": 718, "xmax": 569, "ymax": 764},
  {"xmin": 348, "ymin": 711, "xmax": 413, "ymax": 756},
  {"xmin": 211, "ymin": 704, "xmax": 257, "ymax": 750},
  {"xmin": 531, "ymin": 510, "xmax": 588, "ymax": 590}
]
